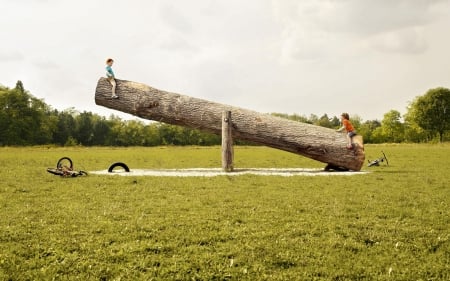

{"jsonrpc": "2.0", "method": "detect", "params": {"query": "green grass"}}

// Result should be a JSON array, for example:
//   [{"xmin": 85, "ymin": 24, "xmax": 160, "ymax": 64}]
[{"xmin": 0, "ymin": 145, "xmax": 449, "ymax": 280}]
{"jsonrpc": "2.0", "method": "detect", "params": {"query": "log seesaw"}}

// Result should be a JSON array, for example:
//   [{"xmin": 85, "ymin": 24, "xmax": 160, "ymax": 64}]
[{"xmin": 95, "ymin": 78, "xmax": 365, "ymax": 172}]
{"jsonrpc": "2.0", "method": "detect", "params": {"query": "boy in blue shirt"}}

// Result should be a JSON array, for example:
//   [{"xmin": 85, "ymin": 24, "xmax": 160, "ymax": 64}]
[{"xmin": 106, "ymin": 58, "xmax": 118, "ymax": 98}]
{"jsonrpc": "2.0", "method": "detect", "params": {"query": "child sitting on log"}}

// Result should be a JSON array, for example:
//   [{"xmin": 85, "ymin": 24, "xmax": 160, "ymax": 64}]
[{"xmin": 106, "ymin": 58, "xmax": 118, "ymax": 99}]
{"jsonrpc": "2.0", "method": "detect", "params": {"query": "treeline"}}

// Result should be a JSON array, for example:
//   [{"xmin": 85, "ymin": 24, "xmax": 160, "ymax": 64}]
[
  {"xmin": 0, "ymin": 82, "xmax": 221, "ymax": 146},
  {"xmin": 1, "ymin": 81, "xmax": 449, "ymax": 146}
]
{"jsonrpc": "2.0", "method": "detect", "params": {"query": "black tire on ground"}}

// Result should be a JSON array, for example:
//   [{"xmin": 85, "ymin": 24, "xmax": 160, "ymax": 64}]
[
  {"xmin": 324, "ymin": 163, "xmax": 349, "ymax": 172},
  {"xmin": 108, "ymin": 162, "xmax": 130, "ymax": 173},
  {"xmin": 57, "ymin": 157, "xmax": 73, "ymax": 169}
]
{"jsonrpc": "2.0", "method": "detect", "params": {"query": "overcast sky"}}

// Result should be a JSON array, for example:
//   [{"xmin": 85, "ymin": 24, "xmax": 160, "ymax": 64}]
[{"xmin": 1, "ymin": 0, "xmax": 449, "ymax": 121}]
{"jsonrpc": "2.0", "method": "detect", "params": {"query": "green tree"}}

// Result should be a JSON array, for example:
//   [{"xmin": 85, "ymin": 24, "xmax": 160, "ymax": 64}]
[
  {"xmin": 381, "ymin": 110, "xmax": 404, "ymax": 143},
  {"xmin": 317, "ymin": 114, "xmax": 333, "ymax": 128},
  {"xmin": 15, "ymin": 80, "xmax": 25, "ymax": 94},
  {"xmin": 74, "ymin": 111, "xmax": 95, "ymax": 145},
  {"xmin": 142, "ymin": 123, "xmax": 162, "ymax": 146},
  {"xmin": 159, "ymin": 124, "xmax": 178, "ymax": 145},
  {"xmin": 92, "ymin": 116, "xmax": 112, "ymax": 145},
  {"xmin": 107, "ymin": 116, "xmax": 125, "ymax": 146},
  {"xmin": 350, "ymin": 114, "xmax": 362, "ymax": 130},
  {"xmin": 197, "ymin": 130, "xmax": 221, "ymax": 146},
  {"xmin": 330, "ymin": 116, "xmax": 340, "ymax": 128},
  {"xmin": 121, "ymin": 120, "xmax": 146, "ymax": 146},
  {"xmin": 371, "ymin": 127, "xmax": 387, "ymax": 143},
  {"xmin": 53, "ymin": 109, "xmax": 77, "ymax": 145},
  {"xmin": 407, "ymin": 87, "xmax": 450, "ymax": 142},
  {"xmin": 0, "ymin": 81, "xmax": 52, "ymax": 145},
  {"xmin": 37, "ymin": 110, "xmax": 58, "ymax": 144},
  {"xmin": 357, "ymin": 120, "xmax": 381, "ymax": 143},
  {"xmin": 0, "ymin": 85, "xmax": 10, "ymax": 145},
  {"xmin": 403, "ymin": 120, "xmax": 427, "ymax": 143},
  {"xmin": 309, "ymin": 114, "xmax": 319, "ymax": 125}
]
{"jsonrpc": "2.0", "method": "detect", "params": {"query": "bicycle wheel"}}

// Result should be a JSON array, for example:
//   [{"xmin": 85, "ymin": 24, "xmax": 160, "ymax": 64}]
[{"xmin": 57, "ymin": 157, "xmax": 73, "ymax": 170}]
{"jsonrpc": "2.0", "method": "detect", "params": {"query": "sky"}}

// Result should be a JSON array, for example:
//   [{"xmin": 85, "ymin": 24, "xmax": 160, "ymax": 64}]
[{"xmin": 1, "ymin": 0, "xmax": 450, "ymax": 121}]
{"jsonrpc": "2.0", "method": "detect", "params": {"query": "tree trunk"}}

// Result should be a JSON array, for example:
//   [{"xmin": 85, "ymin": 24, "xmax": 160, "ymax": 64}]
[{"xmin": 95, "ymin": 78, "xmax": 365, "ymax": 171}]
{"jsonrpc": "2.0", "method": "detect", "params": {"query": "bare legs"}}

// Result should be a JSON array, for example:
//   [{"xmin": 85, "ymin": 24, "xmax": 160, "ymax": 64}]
[
  {"xmin": 108, "ymin": 78, "xmax": 118, "ymax": 98},
  {"xmin": 347, "ymin": 135, "xmax": 353, "ymax": 148}
]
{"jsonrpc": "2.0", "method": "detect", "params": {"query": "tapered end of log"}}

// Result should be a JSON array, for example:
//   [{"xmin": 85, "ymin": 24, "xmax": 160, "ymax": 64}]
[{"xmin": 95, "ymin": 77, "xmax": 154, "ymax": 118}]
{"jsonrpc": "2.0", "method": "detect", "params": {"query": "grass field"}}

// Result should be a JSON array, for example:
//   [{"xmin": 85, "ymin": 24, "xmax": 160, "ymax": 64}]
[{"xmin": 0, "ymin": 144, "xmax": 449, "ymax": 280}]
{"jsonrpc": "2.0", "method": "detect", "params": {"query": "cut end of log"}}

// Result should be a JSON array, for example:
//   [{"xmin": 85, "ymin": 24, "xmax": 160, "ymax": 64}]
[{"xmin": 339, "ymin": 135, "xmax": 365, "ymax": 171}]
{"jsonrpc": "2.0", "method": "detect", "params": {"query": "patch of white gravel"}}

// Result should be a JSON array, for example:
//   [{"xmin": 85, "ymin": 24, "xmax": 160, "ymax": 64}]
[{"xmin": 90, "ymin": 168, "xmax": 369, "ymax": 177}]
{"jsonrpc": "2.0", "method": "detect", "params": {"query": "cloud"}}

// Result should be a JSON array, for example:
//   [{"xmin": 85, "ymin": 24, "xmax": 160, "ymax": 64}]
[
  {"xmin": 275, "ymin": 0, "xmax": 445, "ymax": 34},
  {"xmin": 33, "ymin": 59, "xmax": 61, "ymax": 70},
  {"xmin": 158, "ymin": 3, "xmax": 193, "ymax": 34},
  {"xmin": 273, "ymin": 0, "xmax": 447, "ymax": 61},
  {"xmin": 368, "ymin": 27, "xmax": 428, "ymax": 54},
  {"xmin": 0, "ymin": 51, "xmax": 24, "ymax": 62},
  {"xmin": 158, "ymin": 32, "xmax": 200, "ymax": 54}
]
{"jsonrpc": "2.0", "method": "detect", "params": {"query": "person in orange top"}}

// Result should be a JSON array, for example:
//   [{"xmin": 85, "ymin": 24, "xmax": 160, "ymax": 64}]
[{"xmin": 337, "ymin": 113, "xmax": 356, "ymax": 149}]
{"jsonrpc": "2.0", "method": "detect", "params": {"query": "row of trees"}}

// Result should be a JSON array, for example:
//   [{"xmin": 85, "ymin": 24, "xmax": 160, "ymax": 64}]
[{"xmin": 0, "ymin": 81, "xmax": 449, "ymax": 146}]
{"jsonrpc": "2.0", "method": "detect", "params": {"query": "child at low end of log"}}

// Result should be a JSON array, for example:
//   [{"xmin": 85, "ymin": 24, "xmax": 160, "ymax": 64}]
[
  {"xmin": 336, "ymin": 113, "xmax": 356, "ymax": 149},
  {"xmin": 106, "ymin": 58, "xmax": 118, "ymax": 99}
]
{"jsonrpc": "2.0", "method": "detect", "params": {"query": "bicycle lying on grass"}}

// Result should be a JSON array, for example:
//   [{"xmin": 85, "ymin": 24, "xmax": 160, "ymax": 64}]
[
  {"xmin": 47, "ymin": 157, "xmax": 88, "ymax": 177},
  {"xmin": 367, "ymin": 151, "xmax": 389, "ymax": 167}
]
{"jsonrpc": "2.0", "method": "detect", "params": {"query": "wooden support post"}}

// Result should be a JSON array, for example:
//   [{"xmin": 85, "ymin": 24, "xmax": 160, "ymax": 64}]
[{"xmin": 222, "ymin": 111, "xmax": 234, "ymax": 172}]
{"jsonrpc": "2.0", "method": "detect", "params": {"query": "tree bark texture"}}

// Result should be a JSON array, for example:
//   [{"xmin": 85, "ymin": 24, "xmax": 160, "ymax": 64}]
[
  {"xmin": 95, "ymin": 78, "xmax": 365, "ymax": 171},
  {"xmin": 222, "ymin": 111, "xmax": 234, "ymax": 172}
]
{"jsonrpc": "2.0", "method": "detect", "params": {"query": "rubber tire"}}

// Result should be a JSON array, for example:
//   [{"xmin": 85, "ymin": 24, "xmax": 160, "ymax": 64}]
[
  {"xmin": 57, "ymin": 157, "xmax": 73, "ymax": 170},
  {"xmin": 108, "ymin": 162, "xmax": 130, "ymax": 173},
  {"xmin": 324, "ymin": 164, "xmax": 349, "ymax": 172}
]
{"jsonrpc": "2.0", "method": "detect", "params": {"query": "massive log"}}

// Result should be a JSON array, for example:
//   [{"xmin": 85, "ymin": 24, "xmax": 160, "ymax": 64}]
[{"xmin": 95, "ymin": 78, "xmax": 365, "ymax": 171}]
